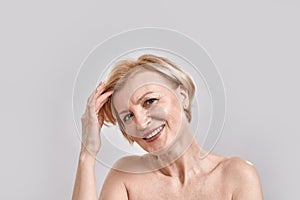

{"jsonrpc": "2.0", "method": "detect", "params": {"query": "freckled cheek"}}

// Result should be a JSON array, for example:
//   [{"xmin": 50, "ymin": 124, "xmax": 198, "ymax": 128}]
[
  {"xmin": 164, "ymin": 99, "xmax": 183, "ymax": 128},
  {"xmin": 150, "ymin": 98, "xmax": 181, "ymax": 119},
  {"xmin": 166, "ymin": 111, "xmax": 182, "ymax": 129},
  {"xmin": 169, "ymin": 96, "xmax": 182, "ymax": 113}
]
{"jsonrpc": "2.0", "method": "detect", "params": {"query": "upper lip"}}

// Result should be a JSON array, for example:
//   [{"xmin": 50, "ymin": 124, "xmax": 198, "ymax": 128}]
[{"xmin": 142, "ymin": 124, "xmax": 164, "ymax": 139}]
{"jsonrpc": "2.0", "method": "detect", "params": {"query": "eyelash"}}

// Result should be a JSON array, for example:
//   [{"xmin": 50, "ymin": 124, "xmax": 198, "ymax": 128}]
[
  {"xmin": 123, "ymin": 98, "xmax": 158, "ymax": 122},
  {"xmin": 123, "ymin": 113, "xmax": 133, "ymax": 122},
  {"xmin": 143, "ymin": 98, "xmax": 158, "ymax": 107}
]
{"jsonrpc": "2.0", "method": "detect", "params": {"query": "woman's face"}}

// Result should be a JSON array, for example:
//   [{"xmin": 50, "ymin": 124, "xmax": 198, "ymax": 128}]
[{"xmin": 112, "ymin": 69, "xmax": 189, "ymax": 153}]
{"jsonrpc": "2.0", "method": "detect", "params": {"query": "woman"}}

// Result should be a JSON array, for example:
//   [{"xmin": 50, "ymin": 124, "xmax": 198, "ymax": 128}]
[{"xmin": 72, "ymin": 54, "xmax": 263, "ymax": 200}]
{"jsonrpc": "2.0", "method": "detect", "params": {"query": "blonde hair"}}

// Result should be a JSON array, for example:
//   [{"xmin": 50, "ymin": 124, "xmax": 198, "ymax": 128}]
[{"xmin": 100, "ymin": 54, "xmax": 195, "ymax": 144}]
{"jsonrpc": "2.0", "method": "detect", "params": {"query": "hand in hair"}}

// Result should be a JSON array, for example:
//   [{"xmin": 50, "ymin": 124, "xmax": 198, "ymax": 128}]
[{"xmin": 80, "ymin": 82, "xmax": 113, "ymax": 157}]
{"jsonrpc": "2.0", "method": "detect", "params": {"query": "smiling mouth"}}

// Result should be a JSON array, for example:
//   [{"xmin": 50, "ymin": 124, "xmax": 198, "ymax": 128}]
[{"xmin": 143, "ymin": 125, "xmax": 165, "ymax": 142}]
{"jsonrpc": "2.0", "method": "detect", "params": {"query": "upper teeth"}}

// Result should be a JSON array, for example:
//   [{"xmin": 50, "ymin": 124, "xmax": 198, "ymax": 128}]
[{"xmin": 145, "ymin": 126, "xmax": 163, "ymax": 139}]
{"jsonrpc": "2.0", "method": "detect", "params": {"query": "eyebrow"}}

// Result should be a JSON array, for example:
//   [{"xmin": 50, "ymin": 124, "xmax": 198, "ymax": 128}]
[{"xmin": 118, "ymin": 91, "xmax": 155, "ymax": 115}]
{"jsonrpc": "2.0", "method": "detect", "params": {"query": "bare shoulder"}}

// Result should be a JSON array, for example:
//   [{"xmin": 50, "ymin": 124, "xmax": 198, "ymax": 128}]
[
  {"xmin": 218, "ymin": 156, "xmax": 264, "ymax": 200},
  {"xmin": 102, "ymin": 155, "xmax": 143, "ymax": 183},
  {"xmin": 220, "ymin": 156, "xmax": 260, "ymax": 182},
  {"xmin": 99, "ymin": 156, "xmax": 141, "ymax": 200},
  {"xmin": 112, "ymin": 155, "xmax": 147, "ymax": 173}
]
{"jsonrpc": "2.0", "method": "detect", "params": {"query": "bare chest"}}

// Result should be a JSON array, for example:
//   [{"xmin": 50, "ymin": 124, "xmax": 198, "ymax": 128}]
[{"xmin": 125, "ymin": 174, "xmax": 232, "ymax": 200}]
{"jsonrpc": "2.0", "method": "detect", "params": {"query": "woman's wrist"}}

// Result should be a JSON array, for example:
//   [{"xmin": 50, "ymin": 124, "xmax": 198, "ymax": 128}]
[{"xmin": 79, "ymin": 147, "xmax": 96, "ymax": 164}]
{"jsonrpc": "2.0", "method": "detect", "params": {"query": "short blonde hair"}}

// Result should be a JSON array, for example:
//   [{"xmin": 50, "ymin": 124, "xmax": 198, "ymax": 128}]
[{"xmin": 100, "ymin": 54, "xmax": 195, "ymax": 144}]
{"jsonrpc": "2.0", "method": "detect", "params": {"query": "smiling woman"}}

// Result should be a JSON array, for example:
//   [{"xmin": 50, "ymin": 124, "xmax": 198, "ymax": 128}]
[
  {"xmin": 72, "ymin": 54, "xmax": 263, "ymax": 200},
  {"xmin": 101, "ymin": 54, "xmax": 195, "ymax": 145}
]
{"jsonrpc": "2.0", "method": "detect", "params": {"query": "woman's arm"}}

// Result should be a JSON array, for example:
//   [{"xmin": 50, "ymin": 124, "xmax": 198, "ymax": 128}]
[
  {"xmin": 72, "ymin": 150, "xmax": 98, "ymax": 200},
  {"xmin": 72, "ymin": 83, "xmax": 113, "ymax": 200},
  {"xmin": 72, "ymin": 149, "xmax": 129, "ymax": 200},
  {"xmin": 99, "ymin": 169, "xmax": 129, "ymax": 200}
]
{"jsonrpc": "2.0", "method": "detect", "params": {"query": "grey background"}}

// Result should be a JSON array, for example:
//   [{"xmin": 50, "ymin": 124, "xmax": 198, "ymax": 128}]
[{"xmin": 0, "ymin": 0, "xmax": 299, "ymax": 199}]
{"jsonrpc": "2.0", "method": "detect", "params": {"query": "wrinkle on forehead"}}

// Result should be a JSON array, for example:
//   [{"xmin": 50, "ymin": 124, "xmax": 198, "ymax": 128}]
[
  {"xmin": 129, "ymin": 85, "xmax": 155, "ymax": 105},
  {"xmin": 112, "ymin": 70, "xmax": 179, "ymax": 113}
]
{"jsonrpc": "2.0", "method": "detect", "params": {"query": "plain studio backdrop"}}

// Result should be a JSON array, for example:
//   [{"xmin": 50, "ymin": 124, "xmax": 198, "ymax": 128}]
[{"xmin": 0, "ymin": 0, "xmax": 299, "ymax": 199}]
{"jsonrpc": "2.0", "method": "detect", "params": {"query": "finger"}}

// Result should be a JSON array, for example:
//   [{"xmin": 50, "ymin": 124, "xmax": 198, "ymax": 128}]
[
  {"xmin": 87, "ymin": 89, "xmax": 96, "ymax": 104},
  {"xmin": 87, "ymin": 82, "xmax": 105, "ymax": 104},
  {"xmin": 83, "ymin": 90, "xmax": 96, "ymax": 117},
  {"xmin": 88, "ymin": 83, "xmax": 106, "ymax": 107},
  {"xmin": 95, "ymin": 90, "xmax": 113, "ymax": 113},
  {"xmin": 97, "ymin": 110, "xmax": 104, "ymax": 126},
  {"xmin": 94, "ymin": 82, "xmax": 106, "ymax": 98},
  {"xmin": 95, "ymin": 96, "xmax": 110, "ymax": 114},
  {"xmin": 86, "ymin": 82, "xmax": 107, "ymax": 114},
  {"xmin": 95, "ymin": 90, "xmax": 114, "ymax": 113}
]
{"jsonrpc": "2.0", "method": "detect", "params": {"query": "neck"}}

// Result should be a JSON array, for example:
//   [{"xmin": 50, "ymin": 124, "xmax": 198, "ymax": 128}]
[
  {"xmin": 159, "ymin": 139, "xmax": 203, "ymax": 182},
  {"xmin": 145, "ymin": 124, "xmax": 206, "ymax": 184}
]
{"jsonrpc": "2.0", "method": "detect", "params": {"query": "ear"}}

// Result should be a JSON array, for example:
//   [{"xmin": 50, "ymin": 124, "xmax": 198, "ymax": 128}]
[{"xmin": 178, "ymin": 85, "xmax": 189, "ymax": 109}]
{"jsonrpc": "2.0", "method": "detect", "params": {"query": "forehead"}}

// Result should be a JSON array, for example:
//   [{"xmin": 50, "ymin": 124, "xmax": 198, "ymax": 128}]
[{"xmin": 112, "ymin": 69, "xmax": 176, "ymax": 109}]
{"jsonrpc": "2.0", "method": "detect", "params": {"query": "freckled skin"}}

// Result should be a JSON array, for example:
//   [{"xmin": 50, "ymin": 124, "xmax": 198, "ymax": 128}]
[
  {"xmin": 101, "ymin": 153, "xmax": 263, "ymax": 200},
  {"xmin": 112, "ymin": 70, "xmax": 183, "ymax": 153},
  {"xmin": 100, "ymin": 154, "xmax": 263, "ymax": 200},
  {"xmin": 119, "ymin": 154, "xmax": 232, "ymax": 200},
  {"xmin": 73, "ymin": 69, "xmax": 263, "ymax": 200},
  {"xmin": 100, "ymin": 70, "xmax": 263, "ymax": 200}
]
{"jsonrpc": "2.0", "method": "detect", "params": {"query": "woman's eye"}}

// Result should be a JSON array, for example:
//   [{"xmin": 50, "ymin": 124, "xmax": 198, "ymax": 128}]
[
  {"xmin": 144, "ymin": 98, "xmax": 158, "ymax": 106},
  {"xmin": 123, "ymin": 113, "xmax": 133, "ymax": 122}
]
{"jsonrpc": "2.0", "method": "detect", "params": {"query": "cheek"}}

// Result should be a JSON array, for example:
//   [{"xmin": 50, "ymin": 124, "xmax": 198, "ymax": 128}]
[
  {"xmin": 163, "ymin": 97, "xmax": 183, "ymax": 127},
  {"xmin": 168, "ymin": 96, "xmax": 182, "ymax": 115},
  {"xmin": 149, "ymin": 96, "xmax": 182, "ymax": 120}
]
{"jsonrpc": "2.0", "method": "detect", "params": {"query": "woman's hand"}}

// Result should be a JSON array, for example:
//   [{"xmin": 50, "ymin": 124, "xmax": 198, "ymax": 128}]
[{"xmin": 80, "ymin": 82, "xmax": 113, "ymax": 157}]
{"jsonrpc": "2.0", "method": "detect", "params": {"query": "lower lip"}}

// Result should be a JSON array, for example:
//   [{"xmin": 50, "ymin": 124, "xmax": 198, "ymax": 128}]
[{"xmin": 144, "ymin": 126, "xmax": 164, "ymax": 142}]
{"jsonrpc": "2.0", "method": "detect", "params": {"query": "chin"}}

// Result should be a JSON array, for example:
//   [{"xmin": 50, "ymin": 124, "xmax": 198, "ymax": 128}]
[
  {"xmin": 136, "ymin": 140, "xmax": 166, "ymax": 153},
  {"xmin": 134, "ymin": 124, "xmax": 179, "ymax": 153},
  {"xmin": 141, "ymin": 138, "xmax": 175, "ymax": 154}
]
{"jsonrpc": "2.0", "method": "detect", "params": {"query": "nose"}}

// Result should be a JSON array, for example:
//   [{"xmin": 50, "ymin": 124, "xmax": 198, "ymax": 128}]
[{"xmin": 134, "ymin": 108, "xmax": 151, "ymax": 131}]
